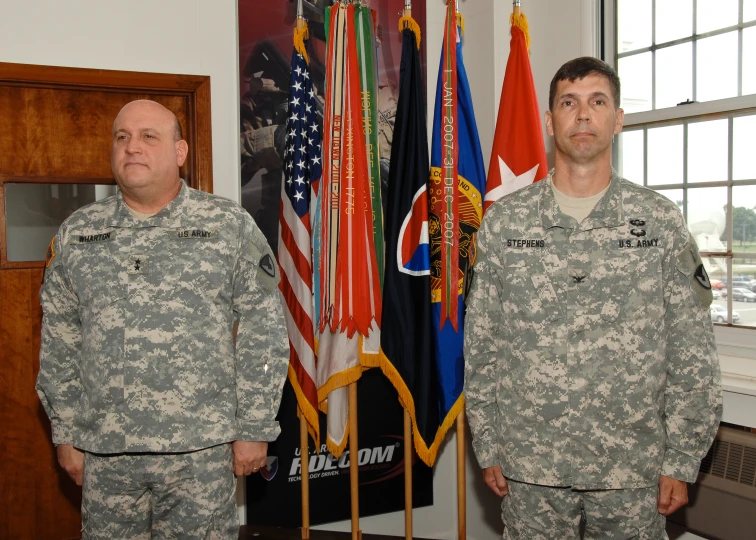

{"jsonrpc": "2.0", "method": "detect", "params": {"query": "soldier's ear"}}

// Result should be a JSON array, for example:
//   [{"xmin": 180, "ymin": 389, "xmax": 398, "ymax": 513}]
[
  {"xmin": 545, "ymin": 110, "xmax": 554, "ymax": 137},
  {"xmin": 614, "ymin": 108, "xmax": 625, "ymax": 135},
  {"xmin": 175, "ymin": 140, "xmax": 188, "ymax": 167}
]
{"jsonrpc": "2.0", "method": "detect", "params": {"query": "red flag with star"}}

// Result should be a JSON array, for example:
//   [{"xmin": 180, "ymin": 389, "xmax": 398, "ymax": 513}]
[{"xmin": 484, "ymin": 10, "xmax": 547, "ymax": 212}]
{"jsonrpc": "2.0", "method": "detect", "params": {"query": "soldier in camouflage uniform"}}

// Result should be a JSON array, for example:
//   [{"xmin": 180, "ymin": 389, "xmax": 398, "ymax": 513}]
[
  {"xmin": 464, "ymin": 58, "xmax": 722, "ymax": 539},
  {"xmin": 36, "ymin": 100, "xmax": 289, "ymax": 539}
]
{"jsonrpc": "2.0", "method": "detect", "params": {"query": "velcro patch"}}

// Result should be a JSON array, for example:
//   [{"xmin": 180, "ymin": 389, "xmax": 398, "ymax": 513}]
[
  {"xmin": 176, "ymin": 229, "xmax": 216, "ymax": 239},
  {"xmin": 127, "ymin": 255, "xmax": 148, "ymax": 275},
  {"xmin": 70, "ymin": 231, "xmax": 115, "ymax": 244},
  {"xmin": 259, "ymin": 254, "xmax": 276, "ymax": 278},
  {"xmin": 45, "ymin": 237, "xmax": 56, "ymax": 268},
  {"xmin": 694, "ymin": 264, "xmax": 712, "ymax": 290},
  {"xmin": 677, "ymin": 241, "xmax": 713, "ymax": 308}
]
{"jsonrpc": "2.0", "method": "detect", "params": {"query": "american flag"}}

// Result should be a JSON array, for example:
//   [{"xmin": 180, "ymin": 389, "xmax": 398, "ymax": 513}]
[{"xmin": 278, "ymin": 44, "xmax": 322, "ymax": 446}]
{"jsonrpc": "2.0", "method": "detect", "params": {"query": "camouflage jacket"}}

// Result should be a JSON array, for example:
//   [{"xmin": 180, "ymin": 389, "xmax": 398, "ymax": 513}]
[
  {"xmin": 36, "ymin": 182, "xmax": 289, "ymax": 453},
  {"xmin": 464, "ymin": 172, "xmax": 722, "ymax": 489}
]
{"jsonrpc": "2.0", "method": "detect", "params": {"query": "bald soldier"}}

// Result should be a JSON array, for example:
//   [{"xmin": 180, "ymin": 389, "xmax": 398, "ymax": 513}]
[{"xmin": 36, "ymin": 100, "xmax": 289, "ymax": 539}]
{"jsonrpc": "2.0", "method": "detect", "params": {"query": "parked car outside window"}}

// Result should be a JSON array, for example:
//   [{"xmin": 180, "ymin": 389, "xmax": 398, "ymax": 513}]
[
  {"xmin": 710, "ymin": 305, "xmax": 740, "ymax": 323},
  {"xmin": 731, "ymin": 288, "xmax": 756, "ymax": 303}
]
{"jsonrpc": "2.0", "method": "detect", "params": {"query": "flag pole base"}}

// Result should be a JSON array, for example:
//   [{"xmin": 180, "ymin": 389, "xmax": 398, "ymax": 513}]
[
  {"xmin": 456, "ymin": 412, "xmax": 466, "ymax": 540},
  {"xmin": 349, "ymin": 382, "xmax": 361, "ymax": 540},
  {"xmin": 300, "ymin": 409, "xmax": 311, "ymax": 539},
  {"xmin": 404, "ymin": 409, "xmax": 413, "ymax": 540}
]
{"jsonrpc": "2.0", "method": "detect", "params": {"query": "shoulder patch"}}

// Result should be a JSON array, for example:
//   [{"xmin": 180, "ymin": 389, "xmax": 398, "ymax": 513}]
[
  {"xmin": 45, "ymin": 237, "xmax": 56, "ymax": 268},
  {"xmin": 694, "ymin": 264, "xmax": 712, "ymax": 290},
  {"xmin": 259, "ymin": 254, "xmax": 276, "ymax": 278},
  {"xmin": 677, "ymin": 241, "xmax": 713, "ymax": 308}
]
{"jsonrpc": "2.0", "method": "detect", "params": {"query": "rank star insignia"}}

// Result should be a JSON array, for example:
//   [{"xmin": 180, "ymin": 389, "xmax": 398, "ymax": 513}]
[{"xmin": 128, "ymin": 255, "xmax": 147, "ymax": 275}]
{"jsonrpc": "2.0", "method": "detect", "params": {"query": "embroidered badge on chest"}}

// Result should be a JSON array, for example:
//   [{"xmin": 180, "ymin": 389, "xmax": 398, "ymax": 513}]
[
  {"xmin": 618, "ymin": 217, "xmax": 659, "ymax": 248},
  {"xmin": 127, "ymin": 255, "xmax": 148, "ymax": 275},
  {"xmin": 176, "ymin": 229, "xmax": 216, "ymax": 239}
]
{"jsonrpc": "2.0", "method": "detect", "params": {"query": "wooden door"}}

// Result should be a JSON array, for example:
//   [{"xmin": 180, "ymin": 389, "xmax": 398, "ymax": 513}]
[{"xmin": 0, "ymin": 63, "xmax": 212, "ymax": 539}]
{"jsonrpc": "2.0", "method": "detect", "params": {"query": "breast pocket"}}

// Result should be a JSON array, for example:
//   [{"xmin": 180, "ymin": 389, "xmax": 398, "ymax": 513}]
[
  {"xmin": 152, "ymin": 235, "xmax": 229, "ymax": 314},
  {"xmin": 503, "ymin": 252, "xmax": 562, "ymax": 327},
  {"xmin": 68, "ymin": 242, "xmax": 127, "ymax": 313},
  {"xmin": 592, "ymin": 248, "xmax": 663, "ymax": 323}
]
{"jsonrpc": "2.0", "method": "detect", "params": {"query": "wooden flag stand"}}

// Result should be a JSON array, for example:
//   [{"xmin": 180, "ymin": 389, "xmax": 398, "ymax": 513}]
[
  {"xmin": 404, "ymin": 410, "xmax": 413, "ymax": 540},
  {"xmin": 349, "ymin": 382, "xmax": 362, "ymax": 540},
  {"xmin": 456, "ymin": 412, "xmax": 466, "ymax": 540},
  {"xmin": 300, "ymin": 411, "xmax": 311, "ymax": 540}
]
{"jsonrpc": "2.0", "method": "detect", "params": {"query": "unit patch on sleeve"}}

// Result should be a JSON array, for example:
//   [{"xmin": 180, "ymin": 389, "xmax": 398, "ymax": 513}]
[
  {"xmin": 45, "ymin": 237, "xmax": 56, "ymax": 268},
  {"xmin": 676, "ymin": 240, "xmax": 713, "ymax": 308},
  {"xmin": 259, "ymin": 254, "xmax": 276, "ymax": 278},
  {"xmin": 694, "ymin": 263, "xmax": 712, "ymax": 290}
]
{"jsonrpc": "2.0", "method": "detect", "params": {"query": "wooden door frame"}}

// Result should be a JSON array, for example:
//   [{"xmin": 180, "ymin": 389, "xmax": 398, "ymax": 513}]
[{"xmin": 0, "ymin": 62, "xmax": 213, "ymax": 270}]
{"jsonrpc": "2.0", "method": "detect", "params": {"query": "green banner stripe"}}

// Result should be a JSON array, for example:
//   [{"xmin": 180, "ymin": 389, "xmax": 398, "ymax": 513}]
[{"xmin": 355, "ymin": 5, "xmax": 384, "ymax": 290}]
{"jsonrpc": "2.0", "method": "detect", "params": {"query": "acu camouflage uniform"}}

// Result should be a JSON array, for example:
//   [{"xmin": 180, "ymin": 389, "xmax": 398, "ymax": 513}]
[
  {"xmin": 36, "ymin": 181, "xmax": 289, "ymax": 537},
  {"xmin": 464, "ymin": 172, "xmax": 722, "ymax": 534}
]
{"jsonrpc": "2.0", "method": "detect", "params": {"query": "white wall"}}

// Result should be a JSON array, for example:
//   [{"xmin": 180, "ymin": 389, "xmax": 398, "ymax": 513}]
[
  {"xmin": 0, "ymin": 1, "xmax": 593, "ymax": 538},
  {"xmin": 0, "ymin": 0, "xmax": 242, "ymax": 203}
]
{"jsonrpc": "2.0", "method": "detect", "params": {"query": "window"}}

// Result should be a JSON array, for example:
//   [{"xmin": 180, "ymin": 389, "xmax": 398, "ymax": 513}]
[
  {"xmin": 2, "ymin": 182, "xmax": 117, "ymax": 263},
  {"xmin": 609, "ymin": 0, "xmax": 756, "ymax": 328},
  {"xmin": 616, "ymin": 0, "xmax": 756, "ymax": 112}
]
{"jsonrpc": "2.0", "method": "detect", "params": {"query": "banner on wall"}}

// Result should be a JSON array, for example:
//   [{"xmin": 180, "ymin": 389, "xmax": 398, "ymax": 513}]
[
  {"xmin": 246, "ymin": 372, "xmax": 434, "ymax": 527},
  {"xmin": 239, "ymin": 0, "xmax": 431, "ymax": 526},
  {"xmin": 240, "ymin": 0, "xmax": 426, "ymax": 253}
]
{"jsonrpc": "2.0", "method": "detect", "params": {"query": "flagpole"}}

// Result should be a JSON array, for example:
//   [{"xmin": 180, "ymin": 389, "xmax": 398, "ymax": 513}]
[
  {"xmin": 299, "ymin": 409, "xmax": 310, "ymax": 540},
  {"xmin": 294, "ymin": 3, "xmax": 310, "ymax": 538},
  {"xmin": 445, "ymin": 1, "xmax": 467, "ymax": 538},
  {"xmin": 514, "ymin": 0, "xmax": 521, "ymax": 17},
  {"xmin": 400, "ymin": 8, "xmax": 413, "ymax": 539},
  {"xmin": 349, "ymin": 382, "xmax": 362, "ymax": 540},
  {"xmin": 297, "ymin": 0, "xmax": 305, "ymax": 29},
  {"xmin": 456, "ymin": 412, "xmax": 466, "ymax": 540},
  {"xmin": 404, "ymin": 410, "xmax": 412, "ymax": 540}
]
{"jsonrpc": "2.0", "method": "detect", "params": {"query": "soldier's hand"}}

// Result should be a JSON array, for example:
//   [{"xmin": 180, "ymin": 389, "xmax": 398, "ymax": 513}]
[
  {"xmin": 232, "ymin": 440, "xmax": 268, "ymax": 476},
  {"xmin": 56, "ymin": 444, "xmax": 84, "ymax": 486},
  {"xmin": 658, "ymin": 474, "xmax": 688, "ymax": 515},
  {"xmin": 483, "ymin": 465, "xmax": 508, "ymax": 497}
]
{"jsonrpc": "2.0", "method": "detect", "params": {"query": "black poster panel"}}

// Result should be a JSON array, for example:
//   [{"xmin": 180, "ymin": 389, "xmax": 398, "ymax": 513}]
[{"xmin": 246, "ymin": 370, "xmax": 433, "ymax": 526}]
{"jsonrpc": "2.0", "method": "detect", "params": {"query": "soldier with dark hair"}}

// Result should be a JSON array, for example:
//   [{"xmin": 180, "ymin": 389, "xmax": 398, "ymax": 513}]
[{"xmin": 465, "ymin": 57, "xmax": 721, "ymax": 539}]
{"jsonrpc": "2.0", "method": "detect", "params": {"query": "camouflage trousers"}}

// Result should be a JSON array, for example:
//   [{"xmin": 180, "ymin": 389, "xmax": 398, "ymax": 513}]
[
  {"xmin": 501, "ymin": 479, "xmax": 667, "ymax": 539},
  {"xmin": 81, "ymin": 443, "xmax": 238, "ymax": 540}
]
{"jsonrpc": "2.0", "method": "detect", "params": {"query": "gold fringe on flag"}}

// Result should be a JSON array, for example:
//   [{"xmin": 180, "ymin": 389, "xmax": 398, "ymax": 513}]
[
  {"xmin": 510, "ymin": 11, "xmax": 531, "ymax": 51},
  {"xmin": 363, "ymin": 348, "xmax": 465, "ymax": 466},
  {"xmin": 398, "ymin": 15, "xmax": 421, "ymax": 49},
  {"xmin": 293, "ymin": 21, "xmax": 310, "ymax": 63},
  {"xmin": 456, "ymin": 12, "xmax": 465, "ymax": 36},
  {"xmin": 288, "ymin": 364, "xmax": 321, "ymax": 448}
]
